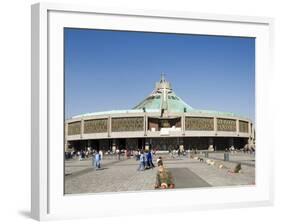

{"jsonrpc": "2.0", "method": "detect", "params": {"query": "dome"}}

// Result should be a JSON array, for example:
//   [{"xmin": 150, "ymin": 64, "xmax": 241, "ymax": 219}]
[
  {"xmin": 71, "ymin": 74, "xmax": 241, "ymax": 119},
  {"xmin": 133, "ymin": 75, "xmax": 193, "ymax": 113}
]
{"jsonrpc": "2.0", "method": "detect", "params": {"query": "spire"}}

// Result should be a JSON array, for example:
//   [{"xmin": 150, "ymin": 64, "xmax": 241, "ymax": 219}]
[
  {"xmin": 156, "ymin": 73, "xmax": 171, "ymax": 91},
  {"xmin": 160, "ymin": 73, "xmax": 166, "ymax": 83}
]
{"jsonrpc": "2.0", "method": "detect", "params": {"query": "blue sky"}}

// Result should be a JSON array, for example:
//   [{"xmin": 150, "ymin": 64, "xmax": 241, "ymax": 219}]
[{"xmin": 64, "ymin": 28, "xmax": 255, "ymax": 121}]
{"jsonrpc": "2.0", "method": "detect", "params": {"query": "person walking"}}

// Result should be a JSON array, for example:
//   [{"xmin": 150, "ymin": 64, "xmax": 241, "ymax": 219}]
[
  {"xmin": 144, "ymin": 150, "xmax": 149, "ymax": 169},
  {"xmin": 116, "ymin": 148, "xmax": 120, "ymax": 160},
  {"xmin": 147, "ymin": 150, "xmax": 155, "ymax": 168},
  {"xmin": 92, "ymin": 152, "xmax": 95, "ymax": 168},
  {"xmin": 135, "ymin": 150, "xmax": 140, "ymax": 161},
  {"xmin": 99, "ymin": 150, "xmax": 103, "ymax": 160},
  {"xmin": 95, "ymin": 151, "xmax": 101, "ymax": 170},
  {"xmin": 78, "ymin": 150, "xmax": 83, "ymax": 161},
  {"xmin": 137, "ymin": 151, "xmax": 145, "ymax": 171}
]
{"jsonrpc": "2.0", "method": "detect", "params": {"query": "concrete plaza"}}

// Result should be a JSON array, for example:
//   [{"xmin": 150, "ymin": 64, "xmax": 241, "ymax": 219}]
[{"xmin": 64, "ymin": 152, "xmax": 255, "ymax": 194}]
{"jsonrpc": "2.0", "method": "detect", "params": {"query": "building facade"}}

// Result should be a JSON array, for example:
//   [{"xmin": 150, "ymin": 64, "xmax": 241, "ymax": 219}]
[{"xmin": 65, "ymin": 76, "xmax": 254, "ymax": 152}]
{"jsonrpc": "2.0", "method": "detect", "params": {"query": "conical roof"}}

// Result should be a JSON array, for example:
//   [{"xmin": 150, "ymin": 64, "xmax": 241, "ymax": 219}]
[
  {"xmin": 133, "ymin": 75, "xmax": 193, "ymax": 113},
  {"xmin": 72, "ymin": 74, "xmax": 241, "ymax": 119}
]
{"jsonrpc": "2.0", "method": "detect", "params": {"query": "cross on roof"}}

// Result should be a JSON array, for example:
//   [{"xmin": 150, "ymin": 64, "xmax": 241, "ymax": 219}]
[{"xmin": 160, "ymin": 73, "xmax": 166, "ymax": 82}]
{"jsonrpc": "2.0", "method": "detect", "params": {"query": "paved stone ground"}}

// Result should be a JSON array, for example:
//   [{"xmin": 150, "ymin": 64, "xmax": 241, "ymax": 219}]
[
  {"xmin": 64, "ymin": 152, "xmax": 255, "ymax": 194},
  {"xmin": 207, "ymin": 152, "xmax": 255, "ymax": 166}
]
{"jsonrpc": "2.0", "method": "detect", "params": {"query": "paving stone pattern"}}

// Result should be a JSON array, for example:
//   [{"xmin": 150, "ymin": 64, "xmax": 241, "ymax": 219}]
[{"xmin": 64, "ymin": 152, "xmax": 255, "ymax": 194}]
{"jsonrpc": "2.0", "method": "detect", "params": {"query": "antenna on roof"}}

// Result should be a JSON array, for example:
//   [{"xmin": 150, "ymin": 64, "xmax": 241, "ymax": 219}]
[{"xmin": 160, "ymin": 73, "xmax": 166, "ymax": 82}]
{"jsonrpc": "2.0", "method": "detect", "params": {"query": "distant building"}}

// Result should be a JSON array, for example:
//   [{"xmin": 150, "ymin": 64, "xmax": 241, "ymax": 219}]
[{"xmin": 65, "ymin": 75, "xmax": 254, "ymax": 152}]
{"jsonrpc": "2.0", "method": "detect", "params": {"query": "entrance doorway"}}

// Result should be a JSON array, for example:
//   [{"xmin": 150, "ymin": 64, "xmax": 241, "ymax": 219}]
[
  {"xmin": 151, "ymin": 138, "xmax": 178, "ymax": 151},
  {"xmin": 138, "ymin": 138, "xmax": 145, "ymax": 150},
  {"xmin": 117, "ymin": 139, "xmax": 126, "ymax": 150}
]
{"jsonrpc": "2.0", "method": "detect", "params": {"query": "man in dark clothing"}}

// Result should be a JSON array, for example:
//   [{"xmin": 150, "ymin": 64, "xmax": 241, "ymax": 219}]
[{"xmin": 147, "ymin": 150, "xmax": 155, "ymax": 168}]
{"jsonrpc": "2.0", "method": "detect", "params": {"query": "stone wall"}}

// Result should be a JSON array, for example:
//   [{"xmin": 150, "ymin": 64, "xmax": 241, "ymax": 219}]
[
  {"xmin": 112, "ymin": 117, "xmax": 144, "ymax": 132},
  {"xmin": 217, "ymin": 118, "xmax": 236, "ymax": 132},
  {"xmin": 84, "ymin": 119, "xmax": 108, "ymax": 133},
  {"xmin": 68, "ymin": 121, "xmax": 81, "ymax": 135},
  {"xmin": 185, "ymin": 117, "xmax": 214, "ymax": 131},
  {"xmin": 239, "ymin": 120, "xmax": 249, "ymax": 133}
]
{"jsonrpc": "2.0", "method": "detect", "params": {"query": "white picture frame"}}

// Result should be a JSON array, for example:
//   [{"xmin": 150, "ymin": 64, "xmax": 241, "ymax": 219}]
[{"xmin": 31, "ymin": 2, "xmax": 274, "ymax": 221}]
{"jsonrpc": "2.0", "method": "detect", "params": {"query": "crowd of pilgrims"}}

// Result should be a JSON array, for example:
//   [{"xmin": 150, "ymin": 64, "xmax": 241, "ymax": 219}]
[
  {"xmin": 65, "ymin": 147, "xmax": 176, "ymax": 189},
  {"xmin": 64, "ymin": 144, "xmax": 254, "ymax": 190},
  {"xmin": 65, "ymin": 143, "xmax": 254, "ymax": 161},
  {"xmin": 64, "ymin": 147, "xmax": 185, "ymax": 161}
]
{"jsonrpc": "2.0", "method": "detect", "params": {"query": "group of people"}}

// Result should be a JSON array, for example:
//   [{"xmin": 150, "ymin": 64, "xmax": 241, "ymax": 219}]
[
  {"xmin": 136, "ymin": 151, "xmax": 175, "ymax": 189},
  {"xmin": 224, "ymin": 144, "xmax": 255, "ymax": 154},
  {"xmin": 168, "ymin": 147, "xmax": 185, "ymax": 158},
  {"xmin": 67, "ymin": 147, "xmax": 176, "ymax": 189},
  {"xmin": 137, "ymin": 150, "xmax": 155, "ymax": 171},
  {"xmin": 65, "ymin": 149, "xmax": 94, "ymax": 160}
]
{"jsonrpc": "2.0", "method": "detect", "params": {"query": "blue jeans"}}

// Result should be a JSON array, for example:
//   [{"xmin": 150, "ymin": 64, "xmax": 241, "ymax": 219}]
[
  {"xmin": 137, "ymin": 161, "xmax": 145, "ymax": 171},
  {"xmin": 95, "ymin": 160, "xmax": 101, "ymax": 169},
  {"xmin": 148, "ymin": 159, "xmax": 155, "ymax": 168}
]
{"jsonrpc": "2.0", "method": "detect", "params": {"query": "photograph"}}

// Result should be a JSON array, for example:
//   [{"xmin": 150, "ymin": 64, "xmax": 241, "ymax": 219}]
[{"xmin": 63, "ymin": 28, "xmax": 255, "ymax": 194}]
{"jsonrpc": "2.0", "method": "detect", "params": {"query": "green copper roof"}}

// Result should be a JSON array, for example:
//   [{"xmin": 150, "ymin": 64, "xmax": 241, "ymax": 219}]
[
  {"xmin": 133, "ymin": 75, "xmax": 193, "ymax": 113},
  {"xmin": 72, "ymin": 109, "xmax": 160, "ymax": 118},
  {"xmin": 70, "ymin": 75, "xmax": 248, "ymax": 120}
]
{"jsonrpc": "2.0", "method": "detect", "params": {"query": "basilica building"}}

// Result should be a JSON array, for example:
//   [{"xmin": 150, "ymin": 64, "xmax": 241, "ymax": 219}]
[{"xmin": 65, "ymin": 75, "xmax": 254, "ymax": 152}]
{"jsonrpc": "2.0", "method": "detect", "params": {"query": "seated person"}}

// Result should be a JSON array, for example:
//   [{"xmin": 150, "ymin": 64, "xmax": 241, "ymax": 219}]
[
  {"xmin": 228, "ymin": 163, "xmax": 242, "ymax": 173},
  {"xmin": 154, "ymin": 160, "xmax": 175, "ymax": 189},
  {"xmin": 156, "ymin": 156, "xmax": 162, "ymax": 164}
]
